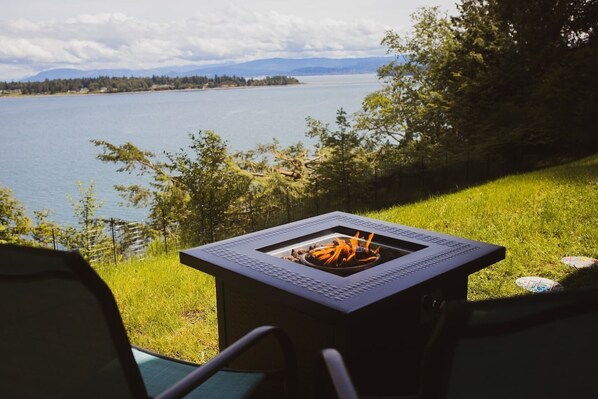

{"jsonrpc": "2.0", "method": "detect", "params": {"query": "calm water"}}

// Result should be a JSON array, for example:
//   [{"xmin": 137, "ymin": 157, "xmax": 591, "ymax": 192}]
[{"xmin": 0, "ymin": 74, "xmax": 381, "ymax": 225}]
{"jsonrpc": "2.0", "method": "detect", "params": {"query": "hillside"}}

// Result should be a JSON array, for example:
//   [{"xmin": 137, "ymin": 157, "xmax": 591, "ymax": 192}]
[
  {"xmin": 98, "ymin": 154, "xmax": 598, "ymax": 361},
  {"xmin": 368, "ymin": 154, "xmax": 598, "ymax": 300},
  {"xmin": 22, "ymin": 56, "xmax": 393, "ymax": 82}
]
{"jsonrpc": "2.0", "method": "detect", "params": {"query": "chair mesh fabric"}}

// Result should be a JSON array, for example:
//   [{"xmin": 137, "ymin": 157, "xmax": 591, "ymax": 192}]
[
  {"xmin": 0, "ymin": 245, "xmax": 144, "ymax": 399},
  {"xmin": 1, "ymin": 245, "xmax": 274, "ymax": 399},
  {"xmin": 429, "ymin": 291, "xmax": 598, "ymax": 399},
  {"xmin": 133, "ymin": 348, "xmax": 267, "ymax": 399}
]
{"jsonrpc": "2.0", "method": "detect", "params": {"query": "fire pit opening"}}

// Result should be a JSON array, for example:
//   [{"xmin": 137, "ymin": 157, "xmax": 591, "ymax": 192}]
[{"xmin": 259, "ymin": 226, "xmax": 425, "ymax": 277}]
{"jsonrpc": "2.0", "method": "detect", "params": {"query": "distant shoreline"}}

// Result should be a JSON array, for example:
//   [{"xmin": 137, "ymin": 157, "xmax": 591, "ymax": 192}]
[
  {"xmin": 0, "ymin": 75, "xmax": 302, "ymax": 98},
  {"xmin": 0, "ymin": 81, "xmax": 303, "ymax": 99}
]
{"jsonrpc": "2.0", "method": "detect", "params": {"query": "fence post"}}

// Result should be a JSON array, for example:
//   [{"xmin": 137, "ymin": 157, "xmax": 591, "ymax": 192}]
[
  {"xmin": 162, "ymin": 209, "xmax": 168, "ymax": 254},
  {"xmin": 314, "ymin": 178, "xmax": 320, "ymax": 214},
  {"xmin": 286, "ymin": 188, "xmax": 291, "ymax": 223},
  {"xmin": 110, "ymin": 218, "xmax": 117, "ymax": 265},
  {"xmin": 249, "ymin": 195, "xmax": 255, "ymax": 232},
  {"xmin": 396, "ymin": 160, "xmax": 402, "ymax": 203},
  {"xmin": 374, "ymin": 166, "xmax": 379, "ymax": 209},
  {"xmin": 465, "ymin": 147, "xmax": 470, "ymax": 182}
]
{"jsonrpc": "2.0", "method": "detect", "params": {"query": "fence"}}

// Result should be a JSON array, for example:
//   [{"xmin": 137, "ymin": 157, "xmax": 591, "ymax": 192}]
[
  {"xmin": 49, "ymin": 218, "xmax": 153, "ymax": 265},
  {"xmin": 37, "ymin": 144, "xmax": 545, "ymax": 263}
]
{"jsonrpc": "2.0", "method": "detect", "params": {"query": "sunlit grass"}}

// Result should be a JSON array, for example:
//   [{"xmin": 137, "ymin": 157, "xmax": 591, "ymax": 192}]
[
  {"xmin": 95, "ymin": 154, "xmax": 597, "ymax": 362},
  {"xmin": 367, "ymin": 154, "xmax": 598, "ymax": 300},
  {"xmin": 95, "ymin": 252, "xmax": 218, "ymax": 363}
]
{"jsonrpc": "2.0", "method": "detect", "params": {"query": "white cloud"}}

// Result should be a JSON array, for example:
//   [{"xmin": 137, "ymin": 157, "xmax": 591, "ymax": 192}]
[
  {"xmin": 0, "ymin": 36, "xmax": 81, "ymax": 64},
  {"xmin": 0, "ymin": 64, "xmax": 37, "ymax": 81},
  {"xmin": 0, "ymin": 6, "xmax": 391, "ymax": 80}
]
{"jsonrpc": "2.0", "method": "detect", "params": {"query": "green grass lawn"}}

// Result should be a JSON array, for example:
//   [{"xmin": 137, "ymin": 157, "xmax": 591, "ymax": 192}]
[
  {"xmin": 368, "ymin": 154, "xmax": 598, "ymax": 300},
  {"xmin": 96, "ymin": 253, "xmax": 219, "ymax": 362},
  {"xmin": 97, "ymin": 154, "xmax": 598, "ymax": 362}
]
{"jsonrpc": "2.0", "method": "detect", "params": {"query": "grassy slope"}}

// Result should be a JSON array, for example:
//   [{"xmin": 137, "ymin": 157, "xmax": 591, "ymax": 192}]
[
  {"xmin": 367, "ymin": 154, "xmax": 598, "ymax": 300},
  {"xmin": 96, "ymin": 253, "xmax": 219, "ymax": 362},
  {"xmin": 97, "ymin": 154, "xmax": 598, "ymax": 362}
]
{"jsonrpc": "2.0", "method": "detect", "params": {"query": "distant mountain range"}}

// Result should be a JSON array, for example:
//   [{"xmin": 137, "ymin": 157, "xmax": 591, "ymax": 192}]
[{"xmin": 22, "ymin": 57, "xmax": 393, "ymax": 82}]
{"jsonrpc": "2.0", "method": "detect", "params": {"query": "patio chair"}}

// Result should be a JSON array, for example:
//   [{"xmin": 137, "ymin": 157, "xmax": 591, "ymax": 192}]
[
  {"xmin": 0, "ymin": 244, "xmax": 297, "ymax": 399},
  {"xmin": 318, "ymin": 288, "xmax": 598, "ymax": 399}
]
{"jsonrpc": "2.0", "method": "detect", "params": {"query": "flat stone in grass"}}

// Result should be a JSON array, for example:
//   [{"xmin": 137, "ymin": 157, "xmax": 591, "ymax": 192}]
[
  {"xmin": 561, "ymin": 256, "xmax": 598, "ymax": 269},
  {"xmin": 516, "ymin": 276, "xmax": 564, "ymax": 293}
]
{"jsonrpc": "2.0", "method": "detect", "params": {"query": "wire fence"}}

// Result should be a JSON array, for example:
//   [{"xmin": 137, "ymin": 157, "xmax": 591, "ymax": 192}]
[
  {"xmin": 48, "ymin": 218, "xmax": 153, "ymax": 265},
  {"xmin": 35, "ymin": 143, "xmax": 536, "ymax": 264}
]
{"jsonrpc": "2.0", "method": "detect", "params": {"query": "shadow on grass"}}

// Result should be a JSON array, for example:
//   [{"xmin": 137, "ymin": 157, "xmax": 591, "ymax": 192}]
[{"xmin": 560, "ymin": 267, "xmax": 598, "ymax": 290}]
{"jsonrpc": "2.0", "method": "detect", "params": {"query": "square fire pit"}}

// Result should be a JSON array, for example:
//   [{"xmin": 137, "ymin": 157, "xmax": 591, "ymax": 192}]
[{"xmin": 180, "ymin": 212, "xmax": 505, "ymax": 397}]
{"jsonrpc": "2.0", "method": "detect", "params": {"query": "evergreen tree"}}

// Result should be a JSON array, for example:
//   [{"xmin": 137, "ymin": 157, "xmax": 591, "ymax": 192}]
[
  {"xmin": 167, "ymin": 131, "xmax": 252, "ymax": 244},
  {"xmin": 357, "ymin": 7, "xmax": 456, "ymax": 161},
  {"xmin": 94, "ymin": 131, "xmax": 252, "ymax": 245},
  {"xmin": 307, "ymin": 109, "xmax": 370, "ymax": 212},
  {"xmin": 62, "ymin": 181, "xmax": 110, "ymax": 261},
  {"xmin": 31, "ymin": 209, "xmax": 60, "ymax": 248}
]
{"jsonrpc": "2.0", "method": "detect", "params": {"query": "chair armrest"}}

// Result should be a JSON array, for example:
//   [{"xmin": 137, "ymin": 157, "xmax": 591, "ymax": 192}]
[
  {"xmin": 318, "ymin": 350, "xmax": 415, "ymax": 399},
  {"xmin": 155, "ymin": 325, "xmax": 297, "ymax": 399},
  {"xmin": 319, "ymin": 348, "xmax": 360, "ymax": 399}
]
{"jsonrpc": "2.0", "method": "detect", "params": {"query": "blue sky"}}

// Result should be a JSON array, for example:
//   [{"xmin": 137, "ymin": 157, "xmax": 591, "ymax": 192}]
[{"xmin": 0, "ymin": 1, "xmax": 457, "ymax": 80}]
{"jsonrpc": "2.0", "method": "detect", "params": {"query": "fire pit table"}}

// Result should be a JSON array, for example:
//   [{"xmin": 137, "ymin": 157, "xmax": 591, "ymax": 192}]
[{"xmin": 180, "ymin": 212, "xmax": 505, "ymax": 397}]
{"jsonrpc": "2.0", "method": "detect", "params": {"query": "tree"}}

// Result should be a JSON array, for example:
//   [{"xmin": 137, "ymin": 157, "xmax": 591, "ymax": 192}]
[
  {"xmin": 448, "ymin": 0, "xmax": 598, "ymax": 163},
  {"xmin": 307, "ymin": 109, "xmax": 370, "ymax": 212},
  {"xmin": 61, "ymin": 181, "xmax": 110, "ymax": 261},
  {"xmin": 529, "ymin": 48, "xmax": 598, "ymax": 154},
  {"xmin": 31, "ymin": 209, "xmax": 60, "ymax": 248},
  {"xmin": 357, "ymin": 7, "xmax": 458, "ymax": 162},
  {"xmin": 0, "ymin": 185, "xmax": 31, "ymax": 244},
  {"xmin": 92, "ymin": 138, "xmax": 185, "ymax": 241},
  {"xmin": 236, "ymin": 139, "xmax": 316, "ymax": 225},
  {"xmin": 94, "ymin": 131, "xmax": 252, "ymax": 245},
  {"xmin": 357, "ymin": 2, "xmax": 597, "ymax": 184},
  {"xmin": 168, "ymin": 131, "xmax": 252, "ymax": 244}
]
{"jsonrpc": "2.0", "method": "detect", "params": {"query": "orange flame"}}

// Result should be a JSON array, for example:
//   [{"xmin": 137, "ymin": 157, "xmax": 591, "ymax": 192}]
[{"xmin": 308, "ymin": 232, "xmax": 379, "ymax": 268}]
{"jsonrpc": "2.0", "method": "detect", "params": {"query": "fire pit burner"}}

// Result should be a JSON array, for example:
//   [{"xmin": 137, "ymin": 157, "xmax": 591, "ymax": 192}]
[{"xmin": 268, "ymin": 230, "xmax": 410, "ymax": 276}]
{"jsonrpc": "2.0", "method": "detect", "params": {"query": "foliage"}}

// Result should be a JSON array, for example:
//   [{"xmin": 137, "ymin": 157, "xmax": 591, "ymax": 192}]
[
  {"xmin": 357, "ymin": 7, "xmax": 456, "ymax": 150},
  {"xmin": 0, "ymin": 185, "xmax": 31, "ymax": 244},
  {"xmin": 96, "ymin": 117, "xmax": 384, "ymax": 242},
  {"xmin": 168, "ymin": 131, "xmax": 252, "ymax": 244},
  {"xmin": 92, "ymin": 139, "xmax": 184, "ymax": 240},
  {"xmin": 307, "ymin": 109, "xmax": 371, "ymax": 212},
  {"xmin": 358, "ymin": 2, "xmax": 598, "ymax": 182},
  {"xmin": 61, "ymin": 181, "xmax": 110, "ymax": 260},
  {"xmin": 236, "ymin": 139, "xmax": 316, "ymax": 226},
  {"xmin": 94, "ymin": 131, "xmax": 253, "ymax": 245},
  {"xmin": 30, "ymin": 209, "xmax": 60, "ymax": 248},
  {"xmin": 0, "ymin": 75, "xmax": 300, "ymax": 96}
]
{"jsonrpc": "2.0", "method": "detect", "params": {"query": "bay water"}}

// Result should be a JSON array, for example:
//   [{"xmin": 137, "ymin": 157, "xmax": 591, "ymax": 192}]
[{"xmin": 0, "ymin": 74, "xmax": 381, "ymax": 225}]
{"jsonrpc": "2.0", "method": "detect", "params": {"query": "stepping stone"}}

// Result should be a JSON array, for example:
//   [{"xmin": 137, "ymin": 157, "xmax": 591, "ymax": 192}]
[
  {"xmin": 560, "ymin": 256, "xmax": 598, "ymax": 269},
  {"xmin": 516, "ymin": 276, "xmax": 564, "ymax": 293}
]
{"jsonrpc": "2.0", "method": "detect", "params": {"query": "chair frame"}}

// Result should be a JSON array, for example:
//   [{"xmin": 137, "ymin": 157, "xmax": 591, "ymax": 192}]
[
  {"xmin": 420, "ymin": 289, "xmax": 598, "ymax": 399},
  {"xmin": 319, "ymin": 288, "xmax": 598, "ymax": 399},
  {"xmin": 0, "ymin": 244, "xmax": 297, "ymax": 399}
]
